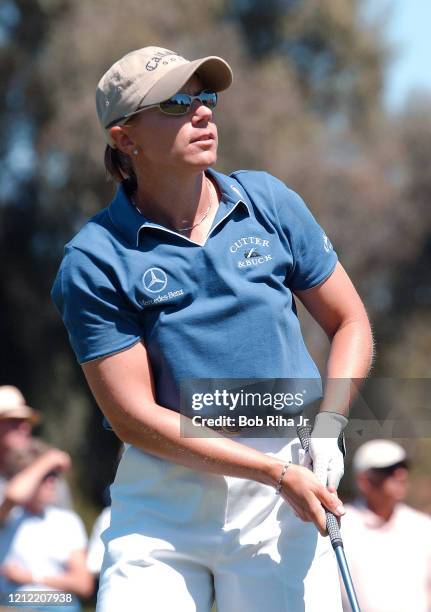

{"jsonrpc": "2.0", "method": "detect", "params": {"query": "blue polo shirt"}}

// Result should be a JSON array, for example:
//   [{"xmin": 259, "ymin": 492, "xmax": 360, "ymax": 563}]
[{"xmin": 51, "ymin": 169, "xmax": 337, "ymax": 414}]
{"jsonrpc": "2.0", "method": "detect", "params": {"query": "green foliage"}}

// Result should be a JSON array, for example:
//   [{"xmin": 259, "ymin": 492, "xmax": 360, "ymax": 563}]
[{"xmin": 229, "ymin": 0, "xmax": 388, "ymax": 128}]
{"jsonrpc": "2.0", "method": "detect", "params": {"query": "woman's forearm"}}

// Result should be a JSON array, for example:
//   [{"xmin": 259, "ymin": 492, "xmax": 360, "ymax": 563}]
[
  {"xmin": 320, "ymin": 315, "xmax": 374, "ymax": 416},
  {"xmin": 112, "ymin": 400, "xmax": 283, "ymax": 487}
]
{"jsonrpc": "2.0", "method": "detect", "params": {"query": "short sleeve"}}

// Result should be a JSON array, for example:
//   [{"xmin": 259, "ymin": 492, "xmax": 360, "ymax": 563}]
[
  {"xmin": 267, "ymin": 173, "xmax": 338, "ymax": 290},
  {"xmin": 51, "ymin": 247, "xmax": 143, "ymax": 364}
]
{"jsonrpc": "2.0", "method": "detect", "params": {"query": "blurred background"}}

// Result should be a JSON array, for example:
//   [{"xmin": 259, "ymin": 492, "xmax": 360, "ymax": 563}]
[{"xmin": 0, "ymin": 0, "xmax": 430, "ymax": 603}]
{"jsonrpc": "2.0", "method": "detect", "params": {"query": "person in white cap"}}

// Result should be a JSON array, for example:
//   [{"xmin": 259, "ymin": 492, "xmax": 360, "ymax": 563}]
[
  {"xmin": 51, "ymin": 45, "xmax": 374, "ymax": 611},
  {"xmin": 0, "ymin": 386, "xmax": 73, "ymax": 511},
  {"xmin": 340, "ymin": 439, "xmax": 431, "ymax": 612}
]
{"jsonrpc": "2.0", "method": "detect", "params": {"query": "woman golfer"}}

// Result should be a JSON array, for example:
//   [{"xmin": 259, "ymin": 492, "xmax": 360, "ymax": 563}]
[{"xmin": 52, "ymin": 46, "xmax": 373, "ymax": 611}]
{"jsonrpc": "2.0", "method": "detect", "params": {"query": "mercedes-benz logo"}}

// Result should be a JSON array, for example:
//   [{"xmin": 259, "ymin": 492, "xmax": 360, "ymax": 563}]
[{"xmin": 142, "ymin": 267, "xmax": 168, "ymax": 293}]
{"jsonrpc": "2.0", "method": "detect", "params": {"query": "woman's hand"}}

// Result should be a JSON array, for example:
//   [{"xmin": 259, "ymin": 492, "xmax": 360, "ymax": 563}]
[
  {"xmin": 303, "ymin": 411, "xmax": 347, "ymax": 489},
  {"xmin": 279, "ymin": 463, "xmax": 345, "ymax": 535}
]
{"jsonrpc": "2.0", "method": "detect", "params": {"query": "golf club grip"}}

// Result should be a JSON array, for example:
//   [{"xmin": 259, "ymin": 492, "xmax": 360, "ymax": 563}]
[
  {"xmin": 297, "ymin": 425, "xmax": 343, "ymax": 548},
  {"xmin": 325, "ymin": 509, "xmax": 343, "ymax": 548}
]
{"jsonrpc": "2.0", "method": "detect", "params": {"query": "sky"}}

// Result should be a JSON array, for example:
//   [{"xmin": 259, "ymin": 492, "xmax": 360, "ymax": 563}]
[{"xmin": 382, "ymin": 0, "xmax": 431, "ymax": 112}]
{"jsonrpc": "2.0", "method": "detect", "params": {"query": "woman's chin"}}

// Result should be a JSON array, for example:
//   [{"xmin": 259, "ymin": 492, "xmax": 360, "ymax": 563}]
[{"xmin": 184, "ymin": 150, "xmax": 217, "ymax": 170}]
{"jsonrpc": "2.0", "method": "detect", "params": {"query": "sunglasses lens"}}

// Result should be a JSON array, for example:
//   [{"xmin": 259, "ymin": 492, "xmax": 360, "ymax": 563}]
[
  {"xmin": 159, "ymin": 91, "xmax": 218, "ymax": 115},
  {"xmin": 159, "ymin": 94, "xmax": 191, "ymax": 116},
  {"xmin": 201, "ymin": 91, "xmax": 218, "ymax": 109}
]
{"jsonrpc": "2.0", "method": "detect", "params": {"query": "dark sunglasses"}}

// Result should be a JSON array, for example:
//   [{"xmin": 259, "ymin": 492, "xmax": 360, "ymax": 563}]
[{"xmin": 106, "ymin": 90, "xmax": 218, "ymax": 128}]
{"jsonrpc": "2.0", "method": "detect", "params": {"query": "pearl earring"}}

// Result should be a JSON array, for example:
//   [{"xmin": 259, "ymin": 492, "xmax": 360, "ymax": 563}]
[{"xmin": 133, "ymin": 149, "xmax": 139, "ymax": 156}]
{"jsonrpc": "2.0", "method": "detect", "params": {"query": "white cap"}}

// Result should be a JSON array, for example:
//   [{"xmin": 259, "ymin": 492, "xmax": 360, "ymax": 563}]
[{"xmin": 353, "ymin": 439, "xmax": 407, "ymax": 473}]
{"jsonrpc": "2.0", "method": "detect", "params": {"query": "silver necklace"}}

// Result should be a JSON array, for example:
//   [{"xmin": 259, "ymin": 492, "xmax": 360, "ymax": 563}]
[{"xmin": 131, "ymin": 177, "xmax": 215, "ymax": 232}]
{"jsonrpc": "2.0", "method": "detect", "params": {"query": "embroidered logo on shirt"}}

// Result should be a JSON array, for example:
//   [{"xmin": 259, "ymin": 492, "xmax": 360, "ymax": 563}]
[
  {"xmin": 143, "ymin": 267, "xmax": 168, "ymax": 293},
  {"xmin": 229, "ymin": 236, "xmax": 272, "ymax": 269},
  {"xmin": 141, "ymin": 267, "xmax": 185, "ymax": 307},
  {"xmin": 322, "ymin": 232, "xmax": 333, "ymax": 253},
  {"xmin": 244, "ymin": 248, "xmax": 261, "ymax": 258}
]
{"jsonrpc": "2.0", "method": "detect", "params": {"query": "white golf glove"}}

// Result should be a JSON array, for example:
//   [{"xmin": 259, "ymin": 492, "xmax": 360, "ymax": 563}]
[{"xmin": 303, "ymin": 411, "xmax": 348, "ymax": 489}]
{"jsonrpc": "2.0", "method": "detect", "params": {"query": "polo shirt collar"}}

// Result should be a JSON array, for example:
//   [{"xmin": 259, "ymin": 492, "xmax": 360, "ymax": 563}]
[
  {"xmin": 207, "ymin": 167, "xmax": 252, "ymax": 212},
  {"xmin": 108, "ymin": 168, "xmax": 251, "ymax": 247},
  {"xmin": 108, "ymin": 183, "xmax": 146, "ymax": 247}
]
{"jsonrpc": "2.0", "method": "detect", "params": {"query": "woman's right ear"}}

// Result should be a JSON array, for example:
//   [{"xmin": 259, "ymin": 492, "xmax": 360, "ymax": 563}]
[{"xmin": 109, "ymin": 126, "xmax": 135, "ymax": 157}]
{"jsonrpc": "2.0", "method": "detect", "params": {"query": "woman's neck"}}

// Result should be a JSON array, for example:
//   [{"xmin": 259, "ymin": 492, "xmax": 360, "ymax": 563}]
[{"xmin": 132, "ymin": 170, "xmax": 212, "ymax": 232}]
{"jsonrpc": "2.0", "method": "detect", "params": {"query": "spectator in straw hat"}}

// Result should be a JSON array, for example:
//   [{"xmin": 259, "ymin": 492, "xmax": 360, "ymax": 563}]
[
  {"xmin": 0, "ymin": 386, "xmax": 72, "ymax": 510},
  {"xmin": 0, "ymin": 386, "xmax": 40, "ymax": 455},
  {"xmin": 340, "ymin": 439, "xmax": 431, "ymax": 612}
]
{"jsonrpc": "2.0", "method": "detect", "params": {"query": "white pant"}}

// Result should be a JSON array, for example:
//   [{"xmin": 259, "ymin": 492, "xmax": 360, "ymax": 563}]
[{"xmin": 96, "ymin": 437, "xmax": 342, "ymax": 612}]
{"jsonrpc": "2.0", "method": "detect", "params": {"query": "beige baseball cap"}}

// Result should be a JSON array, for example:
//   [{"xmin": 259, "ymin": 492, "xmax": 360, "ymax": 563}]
[
  {"xmin": 353, "ymin": 439, "xmax": 407, "ymax": 473},
  {"xmin": 96, "ymin": 46, "xmax": 233, "ymax": 146},
  {"xmin": 0, "ymin": 386, "xmax": 41, "ymax": 425}
]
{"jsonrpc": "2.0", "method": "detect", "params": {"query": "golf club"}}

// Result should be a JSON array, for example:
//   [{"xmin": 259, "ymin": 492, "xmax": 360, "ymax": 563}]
[{"xmin": 297, "ymin": 425, "xmax": 361, "ymax": 612}]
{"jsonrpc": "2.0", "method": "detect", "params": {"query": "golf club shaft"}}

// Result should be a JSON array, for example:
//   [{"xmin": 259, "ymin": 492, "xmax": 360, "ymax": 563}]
[
  {"xmin": 296, "ymin": 425, "xmax": 361, "ymax": 612},
  {"xmin": 335, "ymin": 546, "xmax": 361, "ymax": 612}
]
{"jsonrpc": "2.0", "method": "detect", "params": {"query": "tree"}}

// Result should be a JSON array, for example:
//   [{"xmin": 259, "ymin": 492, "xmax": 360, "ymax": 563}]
[{"xmin": 228, "ymin": 0, "xmax": 389, "ymax": 129}]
